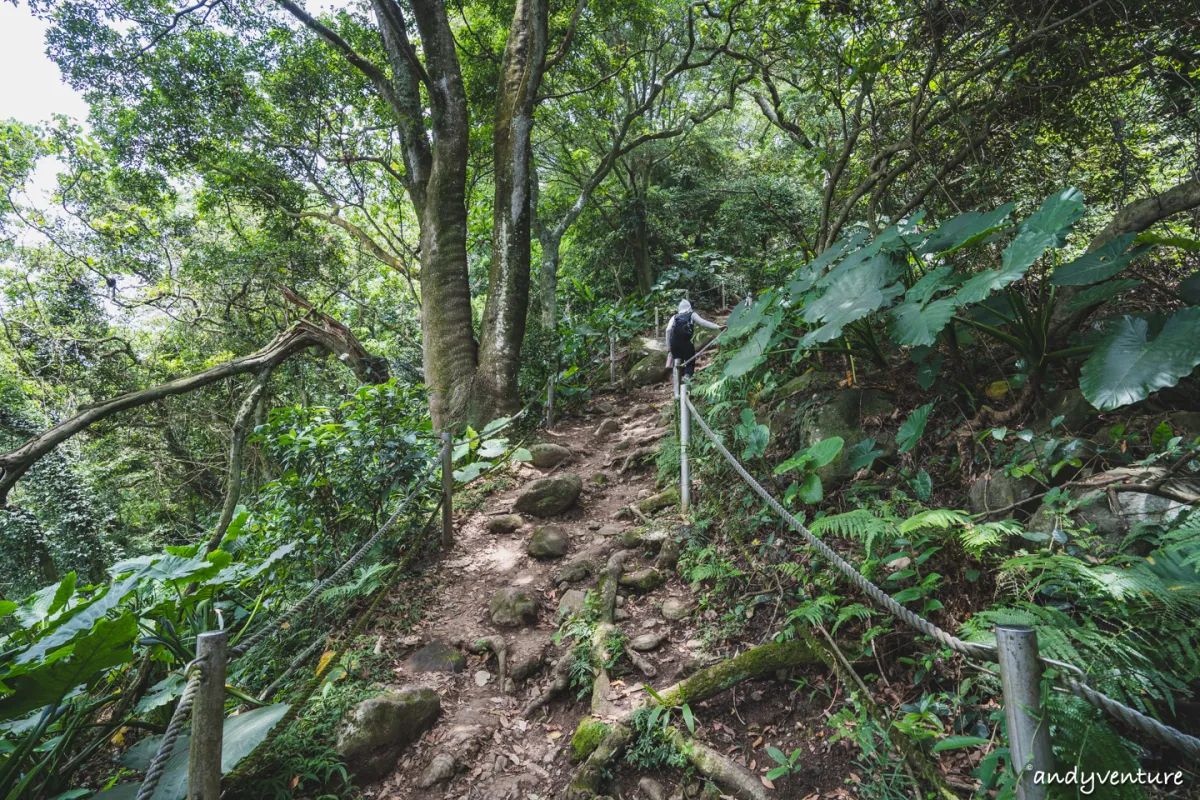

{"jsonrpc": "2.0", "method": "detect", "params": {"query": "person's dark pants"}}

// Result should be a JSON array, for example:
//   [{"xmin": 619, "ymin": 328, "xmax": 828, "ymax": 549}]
[{"xmin": 670, "ymin": 336, "xmax": 696, "ymax": 379}]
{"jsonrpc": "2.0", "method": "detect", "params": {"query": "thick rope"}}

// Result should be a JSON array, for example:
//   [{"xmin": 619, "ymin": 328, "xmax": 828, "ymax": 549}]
[
  {"xmin": 684, "ymin": 396, "xmax": 997, "ymax": 661},
  {"xmin": 230, "ymin": 471, "xmax": 432, "ymax": 659},
  {"xmin": 684, "ymin": 396, "xmax": 1200, "ymax": 761},
  {"xmin": 136, "ymin": 664, "xmax": 202, "ymax": 800}
]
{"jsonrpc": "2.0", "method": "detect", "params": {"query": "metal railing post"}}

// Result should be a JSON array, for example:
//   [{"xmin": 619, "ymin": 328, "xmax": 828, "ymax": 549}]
[
  {"xmin": 441, "ymin": 432, "xmax": 453, "ymax": 548},
  {"xmin": 609, "ymin": 333, "xmax": 616, "ymax": 385},
  {"xmin": 680, "ymin": 380, "xmax": 690, "ymax": 514},
  {"xmin": 996, "ymin": 625, "xmax": 1053, "ymax": 800},
  {"xmin": 672, "ymin": 363, "xmax": 680, "ymax": 400},
  {"xmin": 188, "ymin": 631, "xmax": 227, "ymax": 800}
]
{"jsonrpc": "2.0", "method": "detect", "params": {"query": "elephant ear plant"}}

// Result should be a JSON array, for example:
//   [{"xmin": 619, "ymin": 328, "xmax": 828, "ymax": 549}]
[{"xmin": 717, "ymin": 188, "xmax": 1200, "ymax": 414}]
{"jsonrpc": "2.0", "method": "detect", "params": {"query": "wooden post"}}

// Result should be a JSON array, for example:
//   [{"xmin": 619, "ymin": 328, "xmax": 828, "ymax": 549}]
[
  {"xmin": 996, "ymin": 625, "xmax": 1053, "ymax": 800},
  {"xmin": 655, "ymin": 307, "xmax": 660, "ymax": 337},
  {"xmin": 546, "ymin": 373, "xmax": 556, "ymax": 428},
  {"xmin": 188, "ymin": 631, "xmax": 227, "ymax": 800},
  {"xmin": 441, "ymin": 432, "xmax": 453, "ymax": 548},
  {"xmin": 721, "ymin": 281, "xmax": 726, "ymax": 309},
  {"xmin": 680, "ymin": 380, "xmax": 690, "ymax": 514}
]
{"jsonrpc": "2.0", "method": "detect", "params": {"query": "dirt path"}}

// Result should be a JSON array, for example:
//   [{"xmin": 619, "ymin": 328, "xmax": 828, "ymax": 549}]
[
  {"xmin": 353, "ymin": 354, "xmax": 859, "ymax": 800},
  {"xmin": 355, "ymin": 382, "xmax": 691, "ymax": 799}
]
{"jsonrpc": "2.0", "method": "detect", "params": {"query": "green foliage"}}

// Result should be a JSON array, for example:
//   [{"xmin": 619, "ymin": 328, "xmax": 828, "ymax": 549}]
[
  {"xmin": 896, "ymin": 403, "xmax": 933, "ymax": 455},
  {"xmin": 733, "ymin": 408, "xmax": 770, "ymax": 461}
]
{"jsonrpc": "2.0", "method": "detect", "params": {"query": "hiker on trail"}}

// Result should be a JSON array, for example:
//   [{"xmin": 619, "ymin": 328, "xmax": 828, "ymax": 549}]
[{"xmin": 665, "ymin": 299, "xmax": 724, "ymax": 379}]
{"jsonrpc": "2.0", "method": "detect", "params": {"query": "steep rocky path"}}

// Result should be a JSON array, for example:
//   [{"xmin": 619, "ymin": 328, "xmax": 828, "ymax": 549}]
[
  {"xmin": 357, "ymin": 382, "xmax": 694, "ymax": 799},
  {"xmin": 346, "ymin": 348, "xmax": 861, "ymax": 800}
]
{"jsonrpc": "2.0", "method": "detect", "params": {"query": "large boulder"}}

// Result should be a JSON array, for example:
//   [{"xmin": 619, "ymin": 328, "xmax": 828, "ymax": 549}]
[
  {"xmin": 799, "ymin": 388, "xmax": 896, "ymax": 485},
  {"xmin": 489, "ymin": 587, "xmax": 538, "ymax": 628},
  {"xmin": 626, "ymin": 354, "xmax": 669, "ymax": 387},
  {"xmin": 336, "ymin": 687, "xmax": 441, "ymax": 783},
  {"xmin": 967, "ymin": 472, "xmax": 1040, "ymax": 516},
  {"xmin": 513, "ymin": 474, "xmax": 582, "ymax": 517},
  {"xmin": 529, "ymin": 443, "xmax": 572, "ymax": 469},
  {"xmin": 406, "ymin": 640, "xmax": 466, "ymax": 674},
  {"xmin": 629, "ymin": 336, "xmax": 668, "ymax": 364},
  {"xmin": 1027, "ymin": 466, "xmax": 1198, "ymax": 546},
  {"xmin": 594, "ymin": 419, "xmax": 621, "ymax": 440},
  {"xmin": 762, "ymin": 370, "xmax": 841, "ymax": 404},
  {"xmin": 528, "ymin": 525, "xmax": 570, "ymax": 559}
]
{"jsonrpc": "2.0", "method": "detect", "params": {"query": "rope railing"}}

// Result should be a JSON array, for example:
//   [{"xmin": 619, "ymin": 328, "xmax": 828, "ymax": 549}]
[
  {"xmin": 136, "ymin": 465, "xmax": 440, "ymax": 800},
  {"xmin": 680, "ymin": 390, "xmax": 1200, "ymax": 763}
]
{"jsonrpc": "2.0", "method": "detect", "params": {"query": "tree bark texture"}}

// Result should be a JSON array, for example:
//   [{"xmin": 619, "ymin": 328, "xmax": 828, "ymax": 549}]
[{"xmin": 476, "ymin": 0, "xmax": 549, "ymax": 421}]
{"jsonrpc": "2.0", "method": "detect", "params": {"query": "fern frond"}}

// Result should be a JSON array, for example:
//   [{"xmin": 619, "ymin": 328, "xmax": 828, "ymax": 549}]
[
  {"xmin": 832, "ymin": 602, "xmax": 874, "ymax": 633},
  {"xmin": 899, "ymin": 508, "xmax": 970, "ymax": 534},
  {"xmin": 958, "ymin": 520, "xmax": 1022, "ymax": 557},
  {"xmin": 811, "ymin": 509, "xmax": 897, "ymax": 556}
]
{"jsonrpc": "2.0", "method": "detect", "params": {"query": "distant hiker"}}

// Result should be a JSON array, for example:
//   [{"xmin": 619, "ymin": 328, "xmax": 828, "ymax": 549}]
[{"xmin": 665, "ymin": 299, "xmax": 723, "ymax": 379}]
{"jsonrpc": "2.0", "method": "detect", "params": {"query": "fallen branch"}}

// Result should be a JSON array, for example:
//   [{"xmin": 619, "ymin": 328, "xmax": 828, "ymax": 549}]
[{"xmin": 664, "ymin": 727, "xmax": 769, "ymax": 800}]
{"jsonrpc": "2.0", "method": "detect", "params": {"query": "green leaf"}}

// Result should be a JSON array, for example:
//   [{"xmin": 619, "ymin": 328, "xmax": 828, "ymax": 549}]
[
  {"xmin": 932, "ymin": 735, "xmax": 990, "ymax": 752},
  {"xmin": 1050, "ymin": 234, "xmax": 1145, "ymax": 286},
  {"xmin": 723, "ymin": 318, "xmax": 776, "ymax": 379},
  {"xmin": 0, "ymin": 614, "xmax": 138, "ymax": 721},
  {"xmin": 1151, "ymin": 422, "xmax": 1173, "ymax": 450},
  {"xmin": 1079, "ymin": 309, "xmax": 1200, "ymax": 410},
  {"xmin": 797, "ymin": 473, "xmax": 823, "ymax": 504},
  {"xmin": 766, "ymin": 766, "xmax": 789, "ymax": 781},
  {"xmin": 1134, "ymin": 233, "xmax": 1200, "ymax": 251},
  {"xmin": 955, "ymin": 231, "xmax": 1054, "ymax": 305},
  {"xmin": 766, "ymin": 745, "xmax": 789, "ymax": 766},
  {"xmin": 897, "ymin": 403, "xmax": 934, "ymax": 454},
  {"xmin": 682, "ymin": 703, "xmax": 695, "ymax": 735},
  {"xmin": 724, "ymin": 292, "xmax": 774, "ymax": 339},
  {"xmin": 916, "ymin": 353, "xmax": 943, "ymax": 391},
  {"xmin": 912, "ymin": 470, "xmax": 932, "ymax": 501},
  {"xmin": 805, "ymin": 437, "xmax": 844, "ymax": 468},
  {"xmin": 919, "ymin": 204, "xmax": 1014, "ymax": 255},
  {"xmin": 1062, "ymin": 279, "xmax": 1142, "ymax": 312},
  {"xmin": 98, "ymin": 704, "xmax": 290, "ymax": 800},
  {"xmin": 889, "ymin": 297, "xmax": 957, "ymax": 347},
  {"xmin": 891, "ymin": 587, "xmax": 923, "ymax": 603},
  {"xmin": 802, "ymin": 254, "xmax": 903, "ymax": 345},
  {"xmin": 0, "ymin": 600, "xmax": 16, "ymax": 618},
  {"xmin": 510, "ymin": 447, "xmax": 533, "ymax": 462},
  {"xmin": 1020, "ymin": 187, "xmax": 1085, "ymax": 244},
  {"xmin": 848, "ymin": 438, "xmax": 883, "ymax": 471}
]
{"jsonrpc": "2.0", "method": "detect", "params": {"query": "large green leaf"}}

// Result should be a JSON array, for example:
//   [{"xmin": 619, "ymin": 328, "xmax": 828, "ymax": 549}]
[
  {"xmin": 98, "ymin": 704, "xmax": 291, "ymax": 800},
  {"xmin": 805, "ymin": 437, "xmax": 844, "ymax": 468},
  {"xmin": 802, "ymin": 255, "xmax": 903, "ymax": 345},
  {"xmin": 919, "ymin": 203, "xmax": 1015, "ymax": 255},
  {"xmin": 1050, "ymin": 234, "xmax": 1144, "ymax": 286},
  {"xmin": 13, "ymin": 577, "xmax": 139, "ymax": 667},
  {"xmin": 955, "ymin": 229, "xmax": 1056, "ymax": 306},
  {"xmin": 1019, "ymin": 187, "xmax": 1085, "ymax": 244},
  {"xmin": 889, "ymin": 297, "xmax": 957, "ymax": 347},
  {"xmin": 1079, "ymin": 309, "xmax": 1200, "ymax": 410},
  {"xmin": 724, "ymin": 292, "xmax": 775, "ymax": 339},
  {"xmin": 723, "ymin": 313, "xmax": 779, "ymax": 378},
  {"xmin": 0, "ymin": 614, "xmax": 137, "ymax": 720}
]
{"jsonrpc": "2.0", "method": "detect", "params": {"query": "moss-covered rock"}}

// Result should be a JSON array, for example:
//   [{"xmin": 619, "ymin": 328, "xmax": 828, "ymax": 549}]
[
  {"xmin": 626, "ymin": 354, "xmax": 669, "ymax": 387},
  {"xmin": 637, "ymin": 486, "xmax": 680, "ymax": 515},
  {"xmin": 571, "ymin": 718, "xmax": 613, "ymax": 762},
  {"xmin": 619, "ymin": 567, "xmax": 665, "ymax": 594},
  {"xmin": 629, "ymin": 336, "xmax": 668, "ymax": 363},
  {"xmin": 335, "ymin": 687, "xmax": 441, "ymax": 783},
  {"xmin": 528, "ymin": 525, "xmax": 569, "ymax": 559},
  {"xmin": 529, "ymin": 442, "xmax": 572, "ymax": 469},
  {"xmin": 800, "ymin": 388, "xmax": 896, "ymax": 485},
  {"xmin": 489, "ymin": 587, "xmax": 538, "ymax": 628},
  {"xmin": 406, "ymin": 640, "xmax": 466, "ymax": 673},
  {"xmin": 513, "ymin": 474, "xmax": 582, "ymax": 517},
  {"xmin": 763, "ymin": 370, "xmax": 842, "ymax": 404},
  {"xmin": 487, "ymin": 514, "xmax": 524, "ymax": 534},
  {"xmin": 1032, "ymin": 387, "xmax": 1094, "ymax": 435}
]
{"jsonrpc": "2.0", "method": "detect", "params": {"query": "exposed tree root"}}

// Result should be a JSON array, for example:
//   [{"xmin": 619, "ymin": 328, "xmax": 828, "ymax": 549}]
[
  {"xmin": 953, "ymin": 377, "xmax": 1039, "ymax": 477},
  {"xmin": 626, "ymin": 648, "xmax": 657, "ymax": 678},
  {"xmin": 523, "ymin": 650, "xmax": 575, "ymax": 717},
  {"xmin": 590, "ymin": 623, "xmax": 619, "ymax": 716},
  {"xmin": 452, "ymin": 635, "xmax": 509, "ymax": 692},
  {"xmin": 619, "ymin": 445, "xmax": 657, "ymax": 473},
  {"xmin": 664, "ymin": 727, "xmax": 770, "ymax": 800},
  {"xmin": 562, "ymin": 637, "xmax": 824, "ymax": 798},
  {"xmin": 596, "ymin": 549, "xmax": 634, "ymax": 624}
]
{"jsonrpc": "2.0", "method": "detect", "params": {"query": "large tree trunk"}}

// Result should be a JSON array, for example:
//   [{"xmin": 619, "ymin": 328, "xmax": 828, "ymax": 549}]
[
  {"xmin": 476, "ymin": 0, "xmax": 549, "ymax": 421},
  {"xmin": 538, "ymin": 232, "xmax": 561, "ymax": 331},
  {"xmin": 632, "ymin": 200, "xmax": 654, "ymax": 295}
]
